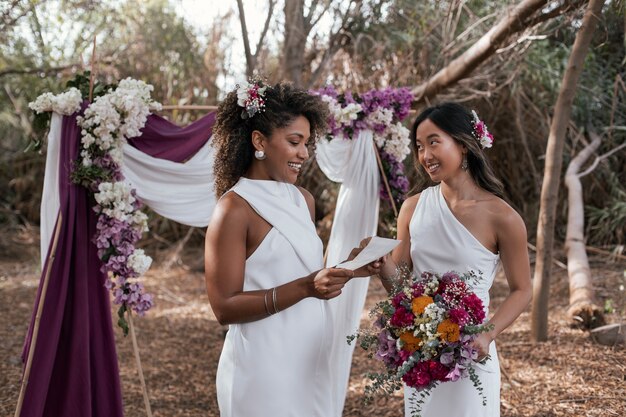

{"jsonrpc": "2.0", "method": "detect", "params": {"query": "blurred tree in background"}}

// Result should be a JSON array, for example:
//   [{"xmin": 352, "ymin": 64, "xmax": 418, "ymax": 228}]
[{"xmin": 1, "ymin": 0, "xmax": 624, "ymax": 252}]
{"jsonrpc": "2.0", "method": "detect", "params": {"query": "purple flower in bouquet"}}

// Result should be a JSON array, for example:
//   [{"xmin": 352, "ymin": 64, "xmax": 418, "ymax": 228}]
[
  {"xmin": 439, "ymin": 351, "xmax": 455, "ymax": 366},
  {"xmin": 375, "ymin": 328, "xmax": 402, "ymax": 368},
  {"xmin": 446, "ymin": 363, "xmax": 464, "ymax": 382}
]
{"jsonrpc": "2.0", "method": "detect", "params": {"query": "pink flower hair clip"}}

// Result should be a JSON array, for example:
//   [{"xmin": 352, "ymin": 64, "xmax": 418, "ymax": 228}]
[
  {"xmin": 236, "ymin": 79, "xmax": 268, "ymax": 119},
  {"xmin": 471, "ymin": 110, "xmax": 494, "ymax": 149}
]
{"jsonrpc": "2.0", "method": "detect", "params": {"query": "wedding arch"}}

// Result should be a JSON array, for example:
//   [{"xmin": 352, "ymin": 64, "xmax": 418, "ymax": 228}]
[{"xmin": 15, "ymin": 76, "xmax": 413, "ymax": 417}]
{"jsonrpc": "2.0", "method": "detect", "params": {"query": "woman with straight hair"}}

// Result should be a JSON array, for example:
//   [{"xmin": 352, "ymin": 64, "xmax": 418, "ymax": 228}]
[{"xmin": 371, "ymin": 102, "xmax": 532, "ymax": 416}]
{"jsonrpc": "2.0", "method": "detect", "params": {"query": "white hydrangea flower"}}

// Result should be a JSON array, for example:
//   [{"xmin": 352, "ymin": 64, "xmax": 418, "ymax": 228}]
[
  {"xmin": 127, "ymin": 248, "xmax": 152, "ymax": 276},
  {"xmin": 131, "ymin": 211, "xmax": 149, "ymax": 232},
  {"xmin": 424, "ymin": 303, "xmax": 445, "ymax": 322},
  {"xmin": 373, "ymin": 133, "xmax": 386, "ymax": 148},
  {"xmin": 367, "ymin": 107, "xmax": 393, "ymax": 126},
  {"xmin": 28, "ymin": 93, "xmax": 55, "ymax": 113},
  {"xmin": 28, "ymin": 87, "xmax": 82, "ymax": 115},
  {"xmin": 383, "ymin": 122, "xmax": 411, "ymax": 162},
  {"xmin": 95, "ymin": 182, "xmax": 136, "ymax": 222},
  {"xmin": 337, "ymin": 102, "xmax": 362, "ymax": 125}
]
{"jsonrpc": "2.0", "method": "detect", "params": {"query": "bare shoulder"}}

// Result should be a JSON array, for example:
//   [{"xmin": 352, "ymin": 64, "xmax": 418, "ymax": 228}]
[
  {"xmin": 209, "ymin": 192, "xmax": 251, "ymax": 230},
  {"xmin": 486, "ymin": 196, "xmax": 527, "ymax": 236},
  {"xmin": 297, "ymin": 186, "xmax": 316, "ymax": 220},
  {"xmin": 399, "ymin": 193, "xmax": 421, "ymax": 218},
  {"xmin": 397, "ymin": 193, "xmax": 421, "ymax": 227}
]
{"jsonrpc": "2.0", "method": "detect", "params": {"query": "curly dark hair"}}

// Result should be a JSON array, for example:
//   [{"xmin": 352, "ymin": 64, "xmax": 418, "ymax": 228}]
[
  {"xmin": 410, "ymin": 102, "xmax": 504, "ymax": 198},
  {"xmin": 211, "ymin": 81, "xmax": 329, "ymax": 197}
]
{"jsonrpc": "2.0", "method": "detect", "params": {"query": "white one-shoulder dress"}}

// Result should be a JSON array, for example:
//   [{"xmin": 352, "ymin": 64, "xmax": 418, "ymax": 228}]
[
  {"xmin": 405, "ymin": 185, "xmax": 501, "ymax": 417},
  {"xmin": 215, "ymin": 178, "xmax": 335, "ymax": 417}
]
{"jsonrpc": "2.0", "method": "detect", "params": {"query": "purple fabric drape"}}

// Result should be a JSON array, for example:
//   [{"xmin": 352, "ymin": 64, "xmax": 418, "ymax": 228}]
[
  {"xmin": 20, "ymin": 110, "xmax": 215, "ymax": 417},
  {"xmin": 128, "ymin": 112, "xmax": 216, "ymax": 162}
]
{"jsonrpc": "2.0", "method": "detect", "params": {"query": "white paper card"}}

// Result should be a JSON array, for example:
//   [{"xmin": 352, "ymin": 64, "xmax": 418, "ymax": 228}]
[{"xmin": 334, "ymin": 236, "xmax": 400, "ymax": 271}]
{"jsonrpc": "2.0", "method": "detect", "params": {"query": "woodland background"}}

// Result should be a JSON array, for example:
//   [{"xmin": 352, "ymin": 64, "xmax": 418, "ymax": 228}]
[{"xmin": 0, "ymin": 0, "xmax": 624, "ymax": 416}]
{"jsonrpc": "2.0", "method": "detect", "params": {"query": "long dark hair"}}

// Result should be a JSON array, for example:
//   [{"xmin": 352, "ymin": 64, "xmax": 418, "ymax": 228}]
[
  {"xmin": 212, "ymin": 81, "xmax": 329, "ymax": 197},
  {"xmin": 410, "ymin": 102, "xmax": 504, "ymax": 198}
]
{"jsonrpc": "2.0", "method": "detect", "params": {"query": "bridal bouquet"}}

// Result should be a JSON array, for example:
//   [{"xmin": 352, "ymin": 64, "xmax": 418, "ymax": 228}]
[{"xmin": 348, "ymin": 267, "xmax": 492, "ymax": 417}]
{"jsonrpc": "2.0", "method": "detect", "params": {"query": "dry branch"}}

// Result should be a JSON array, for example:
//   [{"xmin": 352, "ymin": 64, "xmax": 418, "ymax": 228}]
[
  {"xmin": 564, "ymin": 129, "xmax": 605, "ymax": 329},
  {"xmin": 410, "ymin": 0, "xmax": 585, "ymax": 103}
]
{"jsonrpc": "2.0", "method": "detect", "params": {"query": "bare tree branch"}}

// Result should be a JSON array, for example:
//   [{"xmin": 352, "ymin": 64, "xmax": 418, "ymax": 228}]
[
  {"xmin": 564, "ymin": 127, "xmax": 606, "ymax": 329},
  {"xmin": 525, "ymin": 0, "xmax": 588, "ymax": 27},
  {"xmin": 0, "ymin": 0, "xmax": 29, "ymax": 31},
  {"xmin": 236, "ymin": 0, "xmax": 254, "ymax": 77},
  {"xmin": 0, "ymin": 64, "xmax": 81, "ymax": 78},
  {"xmin": 411, "ymin": 0, "xmax": 587, "ymax": 104},
  {"xmin": 305, "ymin": 0, "xmax": 356, "ymax": 88},
  {"xmin": 309, "ymin": 1, "xmax": 332, "ymax": 29},
  {"xmin": 303, "ymin": 0, "xmax": 321, "ymax": 31},
  {"xmin": 254, "ymin": 0, "xmax": 276, "ymax": 63},
  {"xmin": 579, "ymin": 142, "xmax": 626, "ymax": 177}
]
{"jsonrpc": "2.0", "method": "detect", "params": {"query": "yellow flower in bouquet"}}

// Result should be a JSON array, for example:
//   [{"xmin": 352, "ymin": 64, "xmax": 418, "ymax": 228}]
[
  {"xmin": 411, "ymin": 295, "xmax": 434, "ymax": 315},
  {"xmin": 399, "ymin": 332, "xmax": 422, "ymax": 352},
  {"xmin": 437, "ymin": 319, "xmax": 460, "ymax": 343}
]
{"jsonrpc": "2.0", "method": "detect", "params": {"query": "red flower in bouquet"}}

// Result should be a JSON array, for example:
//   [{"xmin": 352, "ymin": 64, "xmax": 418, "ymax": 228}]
[{"xmin": 348, "ymin": 267, "xmax": 493, "ymax": 417}]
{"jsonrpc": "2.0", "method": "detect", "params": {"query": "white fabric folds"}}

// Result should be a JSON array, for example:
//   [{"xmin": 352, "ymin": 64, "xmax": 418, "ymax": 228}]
[
  {"xmin": 316, "ymin": 130, "xmax": 381, "ymax": 414},
  {"xmin": 121, "ymin": 142, "xmax": 216, "ymax": 228},
  {"xmin": 40, "ymin": 112, "xmax": 216, "ymax": 264},
  {"xmin": 40, "ymin": 113, "xmax": 63, "ymax": 266}
]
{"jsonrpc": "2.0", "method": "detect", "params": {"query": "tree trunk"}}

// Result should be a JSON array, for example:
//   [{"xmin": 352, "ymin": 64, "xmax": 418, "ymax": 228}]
[
  {"xmin": 283, "ymin": 0, "xmax": 306, "ymax": 86},
  {"xmin": 236, "ymin": 0, "xmax": 255, "ymax": 77},
  {"xmin": 564, "ymin": 130, "xmax": 605, "ymax": 329},
  {"xmin": 531, "ymin": 0, "xmax": 605, "ymax": 342}
]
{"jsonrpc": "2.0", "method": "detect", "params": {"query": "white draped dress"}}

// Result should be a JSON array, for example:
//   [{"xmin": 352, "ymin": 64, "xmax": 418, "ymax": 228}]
[
  {"xmin": 405, "ymin": 185, "xmax": 501, "ymax": 417},
  {"xmin": 215, "ymin": 178, "xmax": 334, "ymax": 417}
]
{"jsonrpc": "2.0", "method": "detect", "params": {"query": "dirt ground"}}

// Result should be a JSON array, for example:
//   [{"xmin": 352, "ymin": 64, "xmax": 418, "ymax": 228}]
[{"xmin": 1, "ymin": 225, "xmax": 624, "ymax": 417}]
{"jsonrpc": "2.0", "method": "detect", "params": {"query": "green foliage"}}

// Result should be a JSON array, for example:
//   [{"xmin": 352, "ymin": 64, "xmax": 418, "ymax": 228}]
[
  {"xmin": 65, "ymin": 70, "xmax": 116, "ymax": 99},
  {"xmin": 117, "ymin": 305, "xmax": 129, "ymax": 337}
]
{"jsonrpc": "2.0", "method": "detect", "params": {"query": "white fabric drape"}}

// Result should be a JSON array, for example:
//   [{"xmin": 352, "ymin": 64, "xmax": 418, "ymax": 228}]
[
  {"xmin": 40, "ymin": 113, "xmax": 63, "ymax": 266},
  {"xmin": 120, "ymin": 143, "xmax": 216, "ymax": 228},
  {"xmin": 40, "ymin": 113, "xmax": 216, "ymax": 265},
  {"xmin": 40, "ymin": 115, "xmax": 381, "ymax": 416},
  {"xmin": 316, "ymin": 130, "xmax": 381, "ymax": 415}
]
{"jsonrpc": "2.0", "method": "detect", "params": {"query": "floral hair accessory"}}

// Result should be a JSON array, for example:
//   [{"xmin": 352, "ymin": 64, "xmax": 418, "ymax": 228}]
[
  {"xmin": 471, "ymin": 110, "xmax": 494, "ymax": 149},
  {"xmin": 236, "ymin": 79, "xmax": 268, "ymax": 119}
]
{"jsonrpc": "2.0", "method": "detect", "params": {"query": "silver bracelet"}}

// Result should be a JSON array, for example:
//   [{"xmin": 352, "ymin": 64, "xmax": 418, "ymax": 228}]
[
  {"xmin": 272, "ymin": 287, "xmax": 280, "ymax": 314},
  {"xmin": 264, "ymin": 289, "xmax": 272, "ymax": 315}
]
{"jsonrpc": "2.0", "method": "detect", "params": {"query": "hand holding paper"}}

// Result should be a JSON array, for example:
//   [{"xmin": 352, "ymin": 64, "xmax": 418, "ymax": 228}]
[{"xmin": 335, "ymin": 236, "xmax": 400, "ymax": 272}]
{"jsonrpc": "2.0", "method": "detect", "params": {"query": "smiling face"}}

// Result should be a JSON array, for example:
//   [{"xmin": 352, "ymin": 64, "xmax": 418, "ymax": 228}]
[
  {"xmin": 414, "ymin": 118, "xmax": 466, "ymax": 183},
  {"xmin": 251, "ymin": 115, "xmax": 311, "ymax": 183}
]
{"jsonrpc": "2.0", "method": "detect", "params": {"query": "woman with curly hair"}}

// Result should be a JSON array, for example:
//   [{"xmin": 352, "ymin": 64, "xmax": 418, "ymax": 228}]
[{"xmin": 204, "ymin": 80, "xmax": 380, "ymax": 416}]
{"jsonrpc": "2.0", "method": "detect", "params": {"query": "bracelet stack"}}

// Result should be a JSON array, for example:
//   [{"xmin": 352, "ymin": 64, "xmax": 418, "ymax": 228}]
[{"xmin": 264, "ymin": 287, "xmax": 280, "ymax": 316}]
